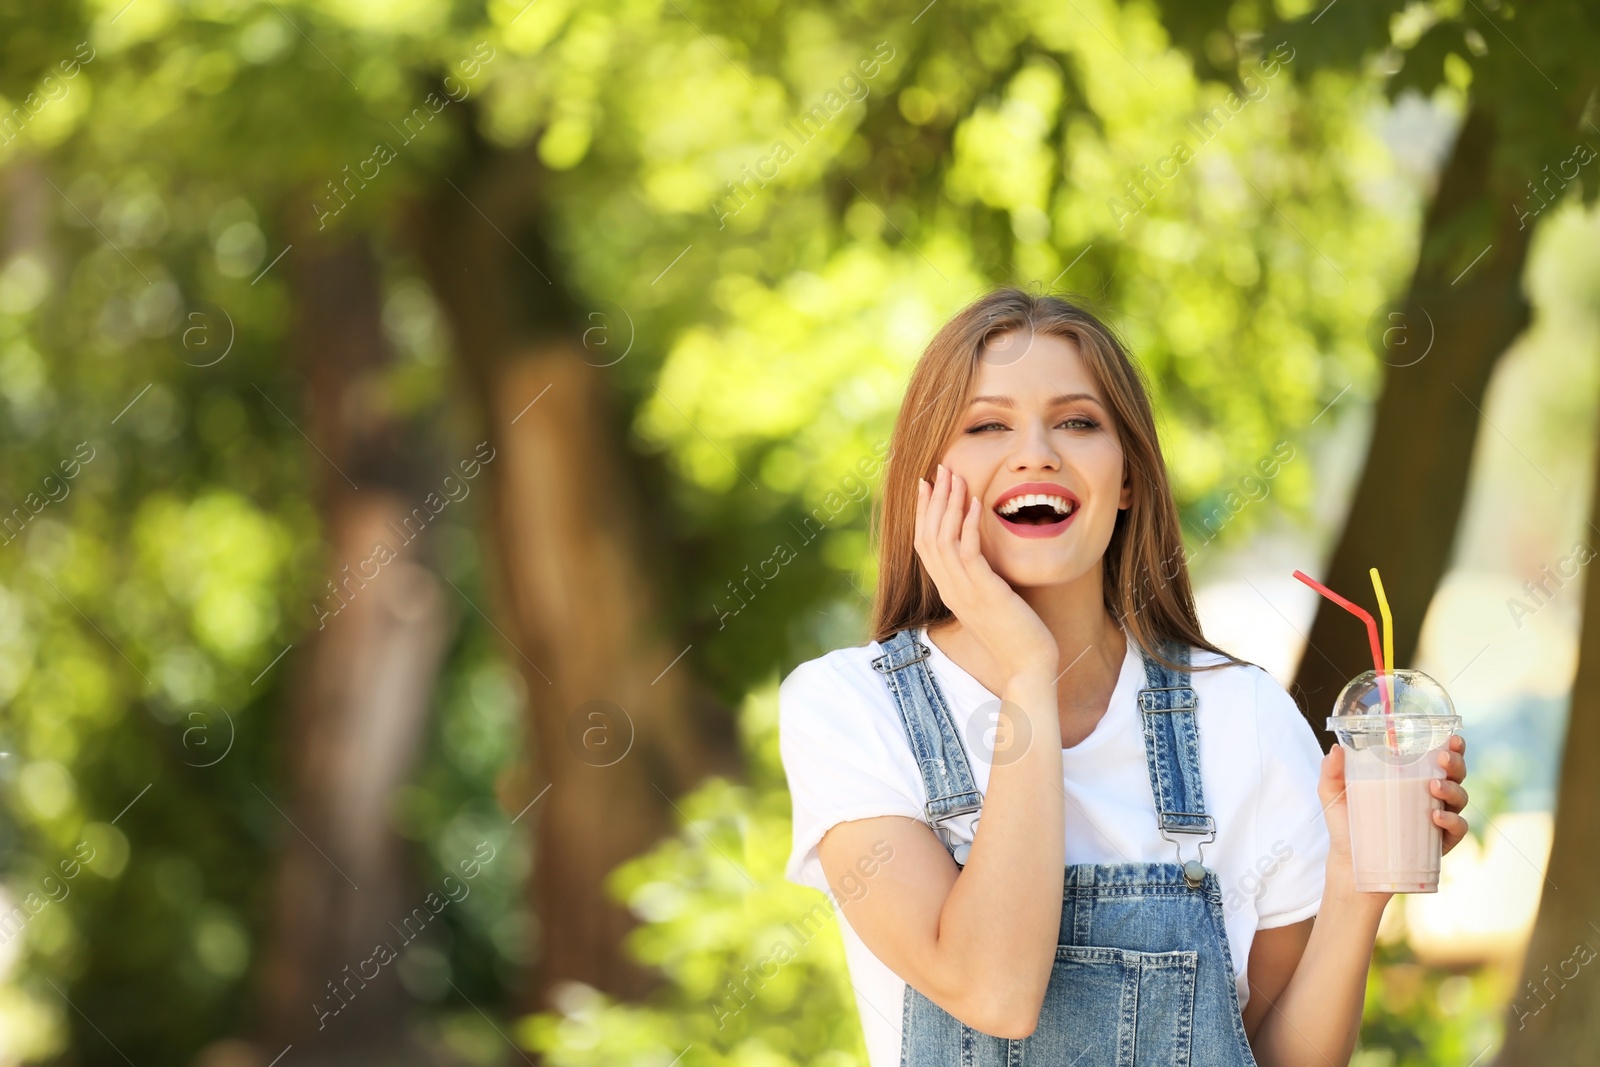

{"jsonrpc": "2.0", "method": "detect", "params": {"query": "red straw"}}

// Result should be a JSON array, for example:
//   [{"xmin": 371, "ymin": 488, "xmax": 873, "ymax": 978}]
[{"xmin": 1292, "ymin": 570, "xmax": 1398, "ymax": 747}]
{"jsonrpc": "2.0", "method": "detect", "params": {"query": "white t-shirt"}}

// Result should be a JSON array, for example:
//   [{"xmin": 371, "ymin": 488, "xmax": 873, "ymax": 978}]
[{"xmin": 778, "ymin": 624, "xmax": 1329, "ymax": 1067}]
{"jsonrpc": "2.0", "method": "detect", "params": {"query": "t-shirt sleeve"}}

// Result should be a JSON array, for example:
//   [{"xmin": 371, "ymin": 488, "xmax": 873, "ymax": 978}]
[
  {"xmin": 778, "ymin": 657, "xmax": 927, "ymax": 896},
  {"xmin": 1251, "ymin": 667, "xmax": 1331, "ymax": 930}
]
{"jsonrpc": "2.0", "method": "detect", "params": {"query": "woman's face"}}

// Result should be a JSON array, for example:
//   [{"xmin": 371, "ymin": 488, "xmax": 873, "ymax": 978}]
[{"xmin": 937, "ymin": 329, "xmax": 1131, "ymax": 589}]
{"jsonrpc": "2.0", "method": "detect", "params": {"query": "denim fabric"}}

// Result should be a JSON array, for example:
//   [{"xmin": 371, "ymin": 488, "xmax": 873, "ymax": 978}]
[{"xmin": 871, "ymin": 629, "xmax": 1258, "ymax": 1067}]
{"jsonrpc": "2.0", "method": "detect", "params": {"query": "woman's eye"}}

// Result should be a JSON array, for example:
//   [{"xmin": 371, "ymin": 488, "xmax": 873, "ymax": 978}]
[{"xmin": 965, "ymin": 416, "xmax": 1099, "ymax": 434}]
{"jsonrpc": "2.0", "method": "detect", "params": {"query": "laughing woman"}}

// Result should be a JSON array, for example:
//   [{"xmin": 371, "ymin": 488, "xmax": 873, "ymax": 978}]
[{"xmin": 777, "ymin": 289, "xmax": 1469, "ymax": 1067}]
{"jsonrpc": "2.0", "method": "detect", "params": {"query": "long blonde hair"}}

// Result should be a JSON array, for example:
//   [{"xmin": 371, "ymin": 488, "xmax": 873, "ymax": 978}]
[{"xmin": 869, "ymin": 288, "xmax": 1246, "ymax": 674}]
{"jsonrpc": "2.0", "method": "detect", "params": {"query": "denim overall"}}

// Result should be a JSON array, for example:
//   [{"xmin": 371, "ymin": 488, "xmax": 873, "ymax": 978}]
[{"xmin": 870, "ymin": 628, "xmax": 1258, "ymax": 1066}]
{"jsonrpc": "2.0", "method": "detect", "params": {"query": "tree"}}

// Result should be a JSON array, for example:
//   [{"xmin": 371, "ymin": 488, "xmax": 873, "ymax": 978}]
[
  {"xmin": 409, "ymin": 133, "xmax": 746, "ymax": 1008},
  {"xmin": 254, "ymin": 230, "xmax": 455, "ymax": 1059}
]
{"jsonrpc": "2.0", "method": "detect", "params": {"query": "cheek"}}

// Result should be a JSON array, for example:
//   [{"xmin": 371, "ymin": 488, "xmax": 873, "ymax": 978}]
[
  {"xmin": 1078, "ymin": 444, "xmax": 1125, "ymax": 508},
  {"xmin": 937, "ymin": 449, "xmax": 997, "ymax": 500}
]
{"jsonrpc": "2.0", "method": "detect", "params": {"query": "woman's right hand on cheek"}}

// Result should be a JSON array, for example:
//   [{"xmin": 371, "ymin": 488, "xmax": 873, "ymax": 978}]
[{"xmin": 915, "ymin": 463, "xmax": 1058, "ymax": 689}]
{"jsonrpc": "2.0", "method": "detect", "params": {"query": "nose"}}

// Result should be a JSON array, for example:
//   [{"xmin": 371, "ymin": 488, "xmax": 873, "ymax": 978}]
[{"xmin": 1007, "ymin": 416, "xmax": 1061, "ymax": 472}]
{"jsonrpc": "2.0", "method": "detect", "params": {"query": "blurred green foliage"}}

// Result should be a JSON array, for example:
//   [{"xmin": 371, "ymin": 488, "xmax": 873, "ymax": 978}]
[{"xmin": 1353, "ymin": 938, "xmax": 1508, "ymax": 1067}]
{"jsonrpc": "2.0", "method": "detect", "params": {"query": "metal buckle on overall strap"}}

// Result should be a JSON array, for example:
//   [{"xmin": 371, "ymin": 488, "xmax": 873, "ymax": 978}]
[
  {"xmin": 870, "ymin": 641, "xmax": 932, "ymax": 673},
  {"xmin": 936, "ymin": 820, "xmax": 978, "ymax": 867},
  {"xmin": 1137, "ymin": 684, "xmax": 1197, "ymax": 711},
  {"xmin": 1159, "ymin": 814, "xmax": 1216, "ymax": 888}
]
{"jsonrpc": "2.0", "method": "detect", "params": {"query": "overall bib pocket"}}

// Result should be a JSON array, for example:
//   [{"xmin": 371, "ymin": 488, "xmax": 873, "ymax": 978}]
[{"xmin": 1016, "ymin": 945, "xmax": 1198, "ymax": 1067}]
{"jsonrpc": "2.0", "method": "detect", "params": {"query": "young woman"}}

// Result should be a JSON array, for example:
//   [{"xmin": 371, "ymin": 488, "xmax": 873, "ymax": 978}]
[{"xmin": 777, "ymin": 289, "xmax": 1470, "ymax": 1066}]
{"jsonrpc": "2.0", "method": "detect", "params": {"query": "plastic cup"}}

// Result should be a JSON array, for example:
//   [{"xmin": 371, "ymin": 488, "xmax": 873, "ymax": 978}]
[{"xmin": 1326, "ymin": 670, "xmax": 1461, "ymax": 894}]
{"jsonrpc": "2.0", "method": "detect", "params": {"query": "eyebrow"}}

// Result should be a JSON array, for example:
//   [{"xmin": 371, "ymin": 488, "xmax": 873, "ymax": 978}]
[{"xmin": 967, "ymin": 393, "xmax": 1104, "ymax": 408}]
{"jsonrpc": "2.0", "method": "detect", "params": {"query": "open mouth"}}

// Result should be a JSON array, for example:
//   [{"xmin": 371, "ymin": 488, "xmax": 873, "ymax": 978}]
[{"xmin": 994, "ymin": 494, "xmax": 1078, "ymax": 526}]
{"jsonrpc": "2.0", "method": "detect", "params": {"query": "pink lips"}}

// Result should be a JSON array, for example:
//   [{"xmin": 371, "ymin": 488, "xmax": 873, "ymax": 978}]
[{"xmin": 992, "ymin": 481, "xmax": 1080, "ymax": 539}]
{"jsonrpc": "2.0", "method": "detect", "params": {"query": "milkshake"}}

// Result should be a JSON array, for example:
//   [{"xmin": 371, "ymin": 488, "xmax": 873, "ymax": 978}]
[{"xmin": 1327, "ymin": 670, "xmax": 1460, "ymax": 894}]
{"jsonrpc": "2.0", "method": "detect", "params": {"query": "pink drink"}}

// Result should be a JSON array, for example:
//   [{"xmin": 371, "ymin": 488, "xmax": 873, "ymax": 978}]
[
  {"xmin": 1327, "ymin": 669, "xmax": 1460, "ymax": 896},
  {"xmin": 1342, "ymin": 754, "xmax": 1447, "ymax": 893}
]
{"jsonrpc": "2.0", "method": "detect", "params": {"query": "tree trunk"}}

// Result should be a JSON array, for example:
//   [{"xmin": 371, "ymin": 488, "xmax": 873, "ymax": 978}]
[
  {"xmin": 1290, "ymin": 106, "xmax": 1533, "ymax": 742},
  {"xmin": 408, "ymin": 137, "xmax": 742, "ymax": 1016},
  {"xmin": 1492, "ymin": 359, "xmax": 1600, "ymax": 1064},
  {"xmin": 255, "ymin": 232, "xmax": 454, "ymax": 1064}
]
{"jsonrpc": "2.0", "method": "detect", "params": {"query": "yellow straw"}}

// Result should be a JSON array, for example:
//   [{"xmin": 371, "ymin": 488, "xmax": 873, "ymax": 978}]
[
  {"xmin": 1368, "ymin": 567, "xmax": 1394, "ymax": 674},
  {"xmin": 1369, "ymin": 567, "xmax": 1395, "ymax": 717}
]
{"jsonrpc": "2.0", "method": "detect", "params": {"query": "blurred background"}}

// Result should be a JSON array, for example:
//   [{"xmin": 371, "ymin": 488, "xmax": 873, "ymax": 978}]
[{"xmin": 0, "ymin": 0, "xmax": 1596, "ymax": 1065}]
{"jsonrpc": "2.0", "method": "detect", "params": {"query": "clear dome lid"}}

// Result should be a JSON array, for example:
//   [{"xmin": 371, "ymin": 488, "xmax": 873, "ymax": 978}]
[{"xmin": 1325, "ymin": 669, "xmax": 1460, "ymax": 760}]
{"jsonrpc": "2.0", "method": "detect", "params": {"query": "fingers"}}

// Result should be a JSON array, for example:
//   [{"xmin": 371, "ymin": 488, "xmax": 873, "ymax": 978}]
[
  {"xmin": 1432, "ymin": 740, "xmax": 1470, "ymax": 854},
  {"xmin": 923, "ymin": 462, "xmax": 949, "ymax": 549},
  {"xmin": 914, "ymin": 474, "xmax": 930, "ymax": 554},
  {"xmin": 927, "ymin": 465, "xmax": 958, "ymax": 587},
  {"xmin": 937, "ymin": 465, "xmax": 966, "ymax": 546},
  {"xmin": 914, "ymin": 466, "xmax": 953, "ymax": 561},
  {"xmin": 916, "ymin": 464, "xmax": 979, "ymax": 604},
  {"xmin": 958, "ymin": 485, "xmax": 984, "ymax": 564},
  {"xmin": 1316, "ymin": 745, "xmax": 1345, "ymax": 809},
  {"xmin": 941, "ymin": 470, "xmax": 992, "ymax": 594},
  {"xmin": 1435, "ymin": 739, "xmax": 1468, "ymax": 784},
  {"xmin": 914, "ymin": 464, "xmax": 951, "ymax": 556},
  {"xmin": 927, "ymin": 464, "xmax": 978, "ymax": 566},
  {"xmin": 1430, "ymin": 777, "xmax": 1468, "ymax": 813},
  {"xmin": 1435, "ymin": 807, "xmax": 1469, "ymax": 854}
]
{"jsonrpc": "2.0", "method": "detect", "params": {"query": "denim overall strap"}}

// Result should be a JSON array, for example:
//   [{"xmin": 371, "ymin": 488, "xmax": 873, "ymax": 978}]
[
  {"xmin": 1136, "ymin": 639, "xmax": 1216, "ymax": 886},
  {"xmin": 870, "ymin": 629, "xmax": 983, "ymax": 835}
]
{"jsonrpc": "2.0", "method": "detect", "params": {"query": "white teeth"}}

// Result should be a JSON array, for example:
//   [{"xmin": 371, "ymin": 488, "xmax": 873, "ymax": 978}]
[{"xmin": 997, "ymin": 494, "xmax": 1076, "ymax": 517}]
